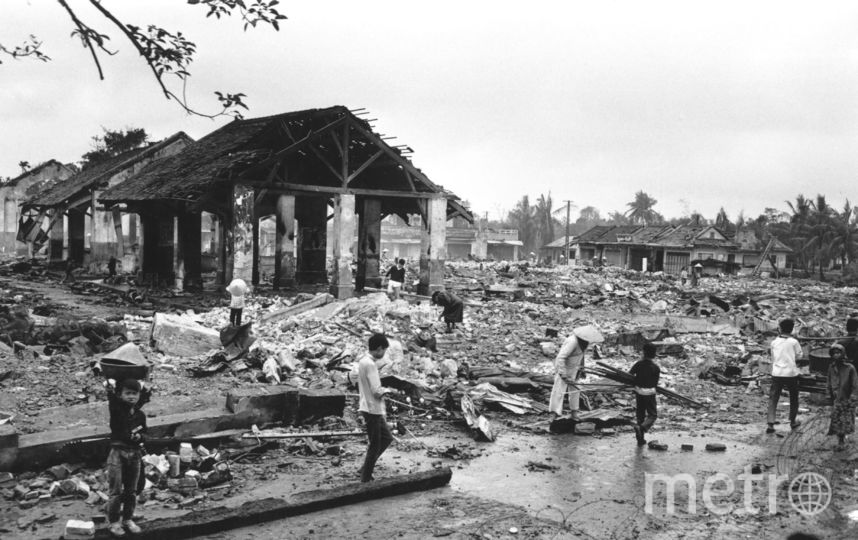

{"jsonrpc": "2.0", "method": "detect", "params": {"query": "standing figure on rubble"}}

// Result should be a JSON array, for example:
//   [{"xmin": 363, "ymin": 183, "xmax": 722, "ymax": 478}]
[
  {"xmin": 385, "ymin": 258, "xmax": 406, "ymax": 300},
  {"xmin": 690, "ymin": 263, "xmax": 701, "ymax": 287},
  {"xmin": 549, "ymin": 325, "xmax": 604, "ymax": 421},
  {"xmin": 826, "ymin": 343, "xmax": 857, "ymax": 450},
  {"xmin": 226, "ymin": 277, "xmax": 249, "ymax": 326},
  {"xmin": 838, "ymin": 317, "xmax": 858, "ymax": 373},
  {"xmin": 679, "ymin": 266, "xmax": 688, "ymax": 286},
  {"xmin": 431, "ymin": 290, "xmax": 464, "ymax": 333},
  {"xmin": 767, "ymin": 318, "xmax": 804, "ymax": 433}
]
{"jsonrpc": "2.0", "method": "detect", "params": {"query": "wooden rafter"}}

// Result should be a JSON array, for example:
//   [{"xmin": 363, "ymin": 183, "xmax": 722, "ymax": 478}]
[
  {"xmin": 244, "ymin": 181, "xmax": 444, "ymax": 199},
  {"xmin": 347, "ymin": 149, "xmax": 384, "ymax": 185},
  {"xmin": 348, "ymin": 120, "xmax": 438, "ymax": 192},
  {"xmin": 341, "ymin": 122, "xmax": 350, "ymax": 187},
  {"xmin": 401, "ymin": 168, "xmax": 417, "ymax": 192},
  {"xmin": 309, "ymin": 144, "xmax": 344, "ymax": 182},
  {"xmin": 239, "ymin": 115, "xmax": 348, "ymax": 179}
]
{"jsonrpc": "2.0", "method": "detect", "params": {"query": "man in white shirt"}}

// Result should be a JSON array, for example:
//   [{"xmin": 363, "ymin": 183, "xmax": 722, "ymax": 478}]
[
  {"xmin": 767, "ymin": 319, "xmax": 804, "ymax": 433},
  {"xmin": 358, "ymin": 333, "xmax": 394, "ymax": 482}
]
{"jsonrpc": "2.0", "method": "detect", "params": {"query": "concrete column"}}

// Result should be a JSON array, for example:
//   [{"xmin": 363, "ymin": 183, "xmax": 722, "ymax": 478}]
[
  {"xmin": 356, "ymin": 197, "xmax": 382, "ymax": 291},
  {"xmin": 329, "ymin": 193, "xmax": 355, "ymax": 299},
  {"xmin": 128, "ymin": 214, "xmax": 137, "ymax": 247},
  {"xmin": 273, "ymin": 194, "xmax": 296, "ymax": 289},
  {"xmin": 111, "ymin": 208, "xmax": 125, "ymax": 258},
  {"xmin": 3, "ymin": 196, "xmax": 17, "ymax": 255},
  {"xmin": 229, "ymin": 184, "xmax": 254, "ymax": 284},
  {"xmin": 418, "ymin": 197, "xmax": 447, "ymax": 295},
  {"xmin": 178, "ymin": 211, "xmax": 202, "ymax": 290},
  {"xmin": 295, "ymin": 196, "xmax": 328, "ymax": 284},
  {"xmin": 251, "ymin": 202, "xmax": 260, "ymax": 286},
  {"xmin": 68, "ymin": 210, "xmax": 86, "ymax": 265},
  {"xmin": 173, "ymin": 216, "xmax": 182, "ymax": 289},
  {"xmin": 89, "ymin": 192, "xmax": 116, "ymax": 270},
  {"xmin": 49, "ymin": 210, "xmax": 64, "ymax": 264}
]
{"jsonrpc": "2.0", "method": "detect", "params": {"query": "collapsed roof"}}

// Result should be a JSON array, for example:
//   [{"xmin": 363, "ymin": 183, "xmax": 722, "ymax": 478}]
[{"xmin": 99, "ymin": 106, "xmax": 472, "ymax": 223}]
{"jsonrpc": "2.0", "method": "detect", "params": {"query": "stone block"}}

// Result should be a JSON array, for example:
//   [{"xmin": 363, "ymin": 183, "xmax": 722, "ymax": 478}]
[
  {"xmin": 574, "ymin": 422, "xmax": 596, "ymax": 435},
  {"xmin": 284, "ymin": 388, "xmax": 346, "ymax": 426},
  {"xmin": 150, "ymin": 313, "xmax": 220, "ymax": 357},
  {"xmin": 225, "ymin": 386, "xmax": 296, "ymax": 425}
]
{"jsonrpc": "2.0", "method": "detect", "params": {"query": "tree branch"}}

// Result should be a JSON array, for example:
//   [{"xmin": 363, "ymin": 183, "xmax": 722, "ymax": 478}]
[{"xmin": 57, "ymin": 0, "xmax": 106, "ymax": 80}]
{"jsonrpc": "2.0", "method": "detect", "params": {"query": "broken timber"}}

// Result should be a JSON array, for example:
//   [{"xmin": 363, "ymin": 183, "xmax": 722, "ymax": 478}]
[
  {"xmin": 589, "ymin": 362, "xmax": 705, "ymax": 408},
  {"xmin": 89, "ymin": 468, "xmax": 452, "ymax": 540},
  {"xmin": 259, "ymin": 293, "xmax": 333, "ymax": 324},
  {"xmin": 241, "ymin": 429, "xmax": 364, "ymax": 439}
]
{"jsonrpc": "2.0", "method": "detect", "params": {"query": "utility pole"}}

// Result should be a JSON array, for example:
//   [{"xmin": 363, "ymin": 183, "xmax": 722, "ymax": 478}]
[{"xmin": 563, "ymin": 200, "xmax": 572, "ymax": 265}]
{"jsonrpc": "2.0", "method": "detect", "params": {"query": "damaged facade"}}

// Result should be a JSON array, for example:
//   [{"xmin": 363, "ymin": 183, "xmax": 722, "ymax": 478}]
[
  {"xmin": 1, "ymin": 161, "xmax": 75, "ymax": 257},
  {"xmin": 21, "ymin": 134, "xmax": 193, "ymax": 272},
  {"xmin": 568, "ymin": 224, "xmax": 791, "ymax": 274}
]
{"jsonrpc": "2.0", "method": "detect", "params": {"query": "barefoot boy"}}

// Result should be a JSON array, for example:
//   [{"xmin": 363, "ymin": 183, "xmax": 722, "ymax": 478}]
[{"xmin": 105, "ymin": 378, "xmax": 151, "ymax": 537}]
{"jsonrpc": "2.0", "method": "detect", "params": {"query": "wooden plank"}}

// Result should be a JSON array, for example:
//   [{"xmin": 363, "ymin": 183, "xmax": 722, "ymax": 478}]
[{"xmin": 92, "ymin": 468, "xmax": 453, "ymax": 540}]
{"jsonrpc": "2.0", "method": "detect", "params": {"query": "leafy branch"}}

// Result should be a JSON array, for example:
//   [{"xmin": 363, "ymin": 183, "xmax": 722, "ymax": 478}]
[
  {"xmin": 0, "ymin": 35, "xmax": 50, "ymax": 63},
  {"xmin": 1, "ymin": 0, "xmax": 288, "ymax": 119}
]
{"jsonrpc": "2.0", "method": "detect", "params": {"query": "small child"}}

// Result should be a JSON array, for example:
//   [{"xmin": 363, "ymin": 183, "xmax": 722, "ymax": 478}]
[
  {"xmin": 358, "ymin": 333, "xmax": 394, "ymax": 482},
  {"xmin": 631, "ymin": 342, "xmax": 661, "ymax": 446},
  {"xmin": 226, "ymin": 278, "xmax": 249, "ymax": 326},
  {"xmin": 385, "ymin": 258, "xmax": 406, "ymax": 300},
  {"xmin": 105, "ymin": 378, "xmax": 151, "ymax": 537}
]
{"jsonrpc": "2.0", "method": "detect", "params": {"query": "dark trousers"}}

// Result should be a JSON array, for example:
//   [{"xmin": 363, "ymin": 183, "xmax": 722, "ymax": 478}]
[
  {"xmin": 106, "ymin": 447, "xmax": 142, "ymax": 522},
  {"xmin": 635, "ymin": 394, "xmax": 658, "ymax": 432},
  {"xmin": 230, "ymin": 308, "xmax": 243, "ymax": 326},
  {"xmin": 768, "ymin": 376, "xmax": 799, "ymax": 424},
  {"xmin": 361, "ymin": 412, "xmax": 393, "ymax": 482}
]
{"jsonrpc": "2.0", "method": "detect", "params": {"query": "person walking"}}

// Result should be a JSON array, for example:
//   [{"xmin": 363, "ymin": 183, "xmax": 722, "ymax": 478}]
[{"xmin": 767, "ymin": 318, "xmax": 804, "ymax": 433}]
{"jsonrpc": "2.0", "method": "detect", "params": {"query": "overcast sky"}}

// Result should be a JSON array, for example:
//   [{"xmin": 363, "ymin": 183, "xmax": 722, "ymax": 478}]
[{"xmin": 2, "ymin": 1, "xmax": 858, "ymax": 223}]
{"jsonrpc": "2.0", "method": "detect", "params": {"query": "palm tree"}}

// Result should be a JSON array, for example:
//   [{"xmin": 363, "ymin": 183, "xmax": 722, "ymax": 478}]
[
  {"xmin": 534, "ymin": 193, "xmax": 555, "ymax": 248},
  {"xmin": 18, "ymin": 161, "xmax": 30, "ymax": 173},
  {"xmin": 508, "ymin": 195, "xmax": 537, "ymax": 253},
  {"xmin": 625, "ymin": 191, "xmax": 660, "ymax": 225}
]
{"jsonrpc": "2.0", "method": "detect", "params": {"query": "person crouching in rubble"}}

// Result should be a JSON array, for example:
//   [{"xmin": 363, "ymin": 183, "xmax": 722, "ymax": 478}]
[
  {"xmin": 767, "ymin": 318, "xmax": 804, "ymax": 433},
  {"xmin": 827, "ymin": 343, "xmax": 858, "ymax": 450},
  {"xmin": 226, "ymin": 277, "xmax": 249, "ymax": 326},
  {"xmin": 549, "ymin": 325, "xmax": 604, "ymax": 421},
  {"xmin": 104, "ymin": 378, "xmax": 151, "ymax": 537},
  {"xmin": 432, "ymin": 290, "xmax": 464, "ymax": 333},
  {"xmin": 358, "ymin": 333, "xmax": 396, "ymax": 482},
  {"xmin": 631, "ymin": 342, "xmax": 661, "ymax": 446}
]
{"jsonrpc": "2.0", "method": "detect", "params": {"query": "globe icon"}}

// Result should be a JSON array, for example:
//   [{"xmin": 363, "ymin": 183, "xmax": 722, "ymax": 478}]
[{"xmin": 789, "ymin": 472, "xmax": 832, "ymax": 516}]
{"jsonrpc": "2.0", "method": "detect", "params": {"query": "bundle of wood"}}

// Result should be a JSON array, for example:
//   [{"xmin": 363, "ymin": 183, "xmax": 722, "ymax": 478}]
[{"xmin": 585, "ymin": 362, "xmax": 705, "ymax": 408}]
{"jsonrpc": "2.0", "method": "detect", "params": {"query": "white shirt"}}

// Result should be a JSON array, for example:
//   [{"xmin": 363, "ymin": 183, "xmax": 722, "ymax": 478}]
[
  {"xmin": 227, "ymin": 278, "xmax": 248, "ymax": 308},
  {"xmin": 771, "ymin": 335, "xmax": 803, "ymax": 377},
  {"xmin": 555, "ymin": 336, "xmax": 584, "ymax": 379},
  {"xmin": 357, "ymin": 354, "xmax": 386, "ymax": 415}
]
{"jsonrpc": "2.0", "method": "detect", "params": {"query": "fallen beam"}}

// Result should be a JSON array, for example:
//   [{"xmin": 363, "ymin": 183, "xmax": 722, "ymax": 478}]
[
  {"xmin": 259, "ymin": 293, "xmax": 334, "ymax": 323},
  {"xmin": 90, "ymin": 468, "xmax": 452, "ymax": 540},
  {"xmin": 363, "ymin": 286, "xmax": 432, "ymax": 301}
]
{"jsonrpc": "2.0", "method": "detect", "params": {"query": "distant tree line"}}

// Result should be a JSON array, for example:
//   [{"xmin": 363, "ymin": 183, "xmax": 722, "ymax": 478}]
[{"xmin": 494, "ymin": 190, "xmax": 858, "ymax": 279}]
